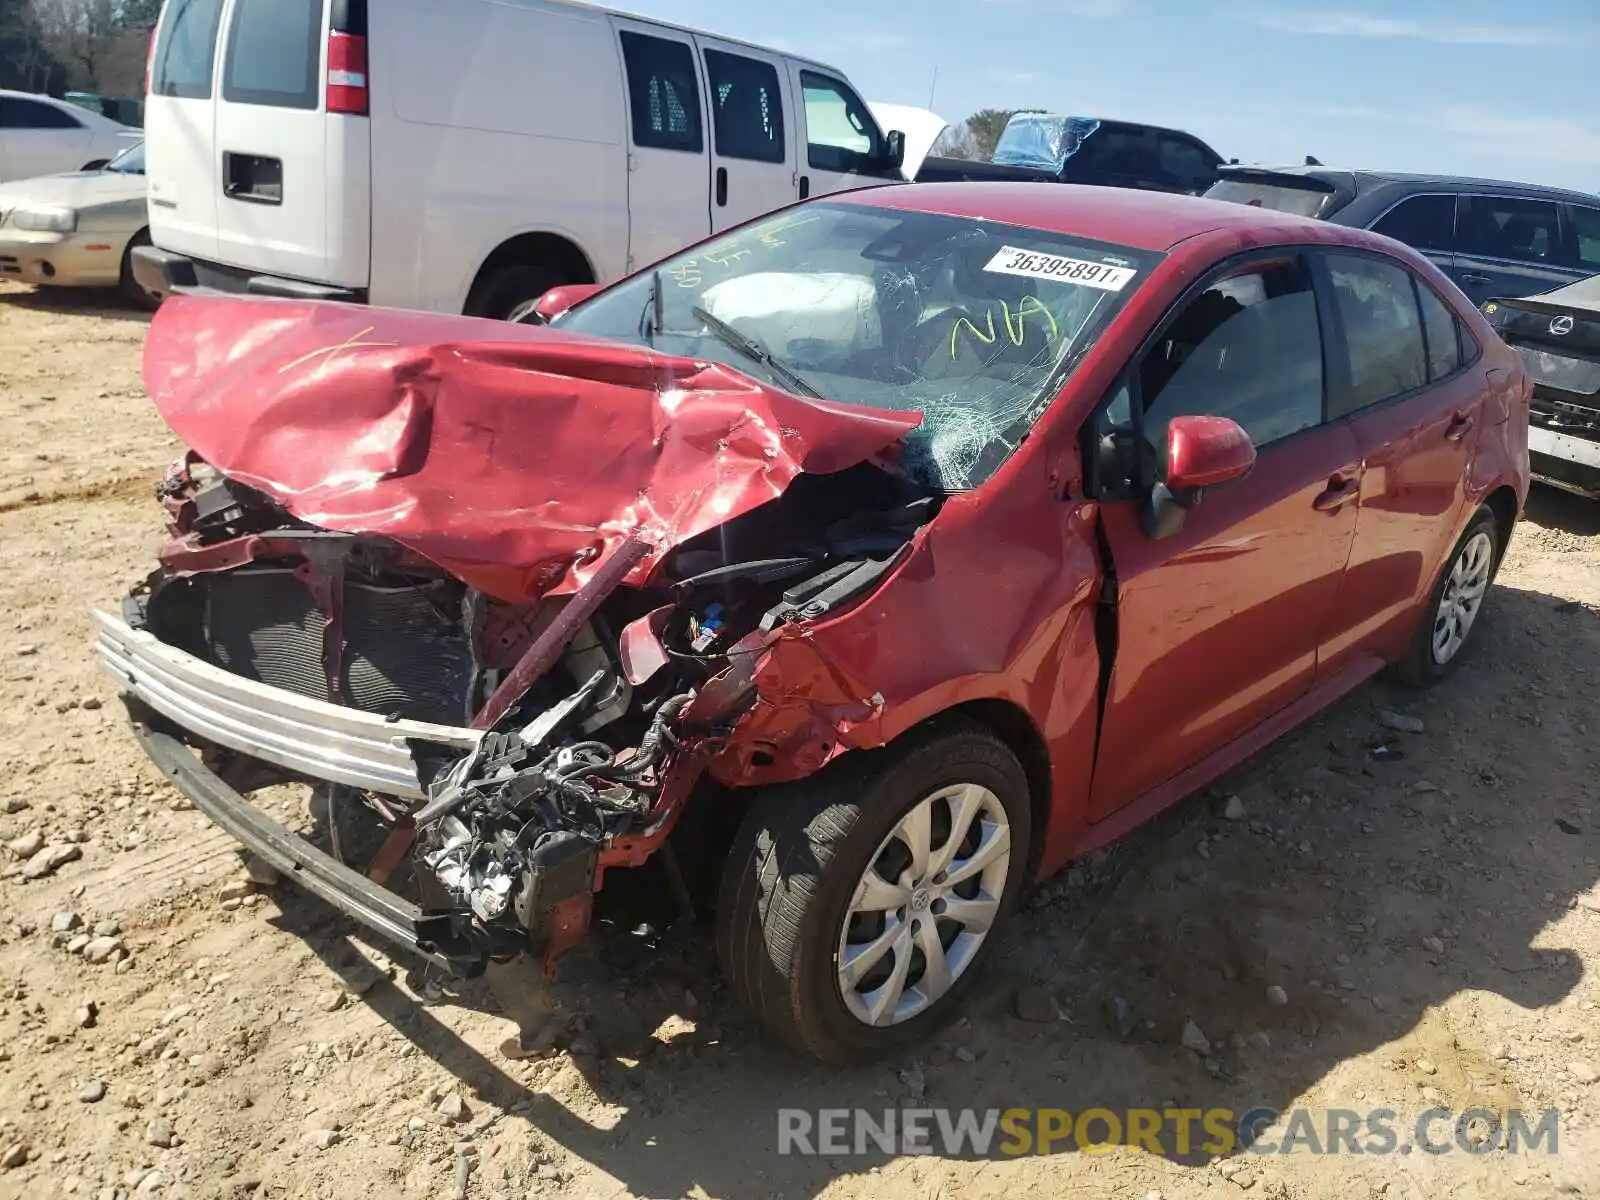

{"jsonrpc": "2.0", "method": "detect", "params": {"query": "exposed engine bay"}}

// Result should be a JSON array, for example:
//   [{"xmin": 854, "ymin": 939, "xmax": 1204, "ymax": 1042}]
[{"xmin": 124, "ymin": 452, "xmax": 939, "ymax": 974}]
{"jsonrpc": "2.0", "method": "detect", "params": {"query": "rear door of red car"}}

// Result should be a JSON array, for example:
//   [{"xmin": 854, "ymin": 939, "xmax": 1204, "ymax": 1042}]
[
  {"xmin": 1310, "ymin": 249, "xmax": 1488, "ymax": 674},
  {"xmin": 1085, "ymin": 250, "xmax": 1363, "ymax": 820}
]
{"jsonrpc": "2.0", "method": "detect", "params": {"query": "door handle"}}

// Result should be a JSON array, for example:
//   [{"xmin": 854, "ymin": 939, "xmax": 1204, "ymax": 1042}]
[
  {"xmin": 798, "ymin": 174, "xmax": 810, "ymax": 200},
  {"xmin": 715, "ymin": 166, "xmax": 727, "ymax": 207},
  {"xmin": 1312, "ymin": 476, "xmax": 1360, "ymax": 513},
  {"xmin": 1445, "ymin": 412, "xmax": 1475, "ymax": 442},
  {"xmin": 1458, "ymin": 272, "xmax": 1491, "ymax": 285}
]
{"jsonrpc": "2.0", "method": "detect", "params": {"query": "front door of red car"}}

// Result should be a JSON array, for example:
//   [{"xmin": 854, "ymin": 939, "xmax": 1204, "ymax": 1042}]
[
  {"xmin": 1086, "ymin": 253, "xmax": 1362, "ymax": 821},
  {"xmin": 1312, "ymin": 251, "xmax": 1489, "ymax": 672}
]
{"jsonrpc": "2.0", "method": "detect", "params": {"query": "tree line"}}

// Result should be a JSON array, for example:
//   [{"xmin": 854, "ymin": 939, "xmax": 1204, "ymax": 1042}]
[
  {"xmin": 0, "ymin": 0, "xmax": 161, "ymax": 97},
  {"xmin": 930, "ymin": 109, "xmax": 1021, "ymax": 162}
]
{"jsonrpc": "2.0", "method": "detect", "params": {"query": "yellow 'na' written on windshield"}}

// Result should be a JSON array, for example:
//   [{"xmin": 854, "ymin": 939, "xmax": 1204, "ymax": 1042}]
[{"xmin": 951, "ymin": 296, "xmax": 1059, "ymax": 360}]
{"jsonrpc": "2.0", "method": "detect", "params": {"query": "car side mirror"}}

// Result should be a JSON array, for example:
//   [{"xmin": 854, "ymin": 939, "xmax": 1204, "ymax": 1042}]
[
  {"xmin": 884, "ymin": 129, "xmax": 906, "ymax": 172},
  {"xmin": 1141, "ymin": 414, "xmax": 1256, "ymax": 539},
  {"xmin": 522, "ymin": 282, "xmax": 604, "ymax": 325}
]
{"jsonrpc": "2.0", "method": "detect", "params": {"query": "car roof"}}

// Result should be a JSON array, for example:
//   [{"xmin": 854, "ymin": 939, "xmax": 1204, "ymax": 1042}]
[
  {"xmin": 0, "ymin": 89, "xmax": 124, "ymax": 126},
  {"xmin": 1228, "ymin": 163, "xmax": 1598, "ymax": 205},
  {"xmin": 841, "ymin": 182, "xmax": 1336, "ymax": 252},
  {"xmin": 555, "ymin": 0, "xmax": 849, "ymax": 77}
]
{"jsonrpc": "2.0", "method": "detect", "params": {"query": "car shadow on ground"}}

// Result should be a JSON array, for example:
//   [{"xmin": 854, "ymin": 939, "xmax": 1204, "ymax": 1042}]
[
  {"xmin": 0, "ymin": 285, "xmax": 154, "ymax": 323},
  {"xmin": 1526, "ymin": 485, "xmax": 1600, "ymax": 537},
  {"xmin": 269, "ymin": 581, "xmax": 1599, "ymax": 1197}
]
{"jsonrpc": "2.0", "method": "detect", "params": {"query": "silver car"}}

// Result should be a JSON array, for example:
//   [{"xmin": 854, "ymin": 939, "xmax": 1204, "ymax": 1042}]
[{"xmin": 0, "ymin": 141, "xmax": 153, "ymax": 307}]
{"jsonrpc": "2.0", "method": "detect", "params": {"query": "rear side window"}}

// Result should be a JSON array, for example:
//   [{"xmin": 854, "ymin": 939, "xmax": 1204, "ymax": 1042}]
[
  {"xmin": 1327, "ymin": 254, "xmax": 1427, "ymax": 415},
  {"xmin": 1457, "ymin": 196, "xmax": 1561, "ymax": 264},
  {"xmin": 1569, "ymin": 204, "xmax": 1600, "ymax": 273},
  {"xmin": 704, "ymin": 50, "xmax": 785, "ymax": 163},
  {"xmin": 152, "ymin": 0, "xmax": 225, "ymax": 100},
  {"xmin": 1157, "ymin": 135, "xmax": 1215, "ymax": 191},
  {"xmin": 1072, "ymin": 128, "xmax": 1157, "ymax": 179},
  {"xmin": 1415, "ymin": 281, "xmax": 1463, "ymax": 381},
  {"xmin": 1369, "ymin": 194, "xmax": 1455, "ymax": 254},
  {"xmin": 619, "ymin": 32, "xmax": 702, "ymax": 154},
  {"xmin": 0, "ymin": 98, "xmax": 84, "ymax": 128},
  {"xmin": 223, "ymin": 0, "xmax": 324, "ymax": 111}
]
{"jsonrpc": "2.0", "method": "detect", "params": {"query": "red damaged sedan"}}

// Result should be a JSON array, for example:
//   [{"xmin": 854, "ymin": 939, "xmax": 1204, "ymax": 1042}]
[{"xmin": 96, "ymin": 184, "xmax": 1530, "ymax": 1062}]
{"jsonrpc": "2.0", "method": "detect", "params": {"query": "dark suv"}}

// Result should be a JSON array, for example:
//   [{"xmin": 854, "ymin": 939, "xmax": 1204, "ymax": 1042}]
[{"xmin": 1205, "ymin": 167, "xmax": 1600, "ymax": 308}]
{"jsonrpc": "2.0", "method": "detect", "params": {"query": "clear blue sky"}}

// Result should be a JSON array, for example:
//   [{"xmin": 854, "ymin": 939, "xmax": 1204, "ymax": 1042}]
[{"xmin": 617, "ymin": 0, "xmax": 1600, "ymax": 192}]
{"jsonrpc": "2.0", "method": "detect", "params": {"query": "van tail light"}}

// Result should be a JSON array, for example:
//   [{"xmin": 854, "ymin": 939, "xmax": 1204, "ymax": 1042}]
[
  {"xmin": 145, "ymin": 28, "xmax": 157, "ymax": 96},
  {"xmin": 326, "ymin": 32, "xmax": 368, "ymax": 115}
]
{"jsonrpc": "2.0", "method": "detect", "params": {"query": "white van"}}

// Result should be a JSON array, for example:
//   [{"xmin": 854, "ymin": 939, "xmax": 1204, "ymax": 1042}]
[{"xmin": 133, "ymin": 0, "xmax": 910, "ymax": 319}]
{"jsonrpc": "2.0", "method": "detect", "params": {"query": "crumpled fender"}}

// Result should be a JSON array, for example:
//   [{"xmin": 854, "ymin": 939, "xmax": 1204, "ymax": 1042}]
[{"xmin": 142, "ymin": 294, "xmax": 922, "ymax": 603}]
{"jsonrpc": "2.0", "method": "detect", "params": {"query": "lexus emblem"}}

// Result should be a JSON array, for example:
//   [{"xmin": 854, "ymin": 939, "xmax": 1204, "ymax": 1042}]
[{"xmin": 1549, "ymin": 314, "xmax": 1575, "ymax": 336}]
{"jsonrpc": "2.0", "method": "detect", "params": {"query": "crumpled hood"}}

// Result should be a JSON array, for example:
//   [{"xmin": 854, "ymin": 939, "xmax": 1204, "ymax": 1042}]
[{"xmin": 143, "ymin": 294, "xmax": 922, "ymax": 603}]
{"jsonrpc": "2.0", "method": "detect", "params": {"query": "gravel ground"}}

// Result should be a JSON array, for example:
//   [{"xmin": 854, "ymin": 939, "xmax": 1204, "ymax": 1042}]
[{"xmin": 2, "ymin": 280, "xmax": 1599, "ymax": 1200}]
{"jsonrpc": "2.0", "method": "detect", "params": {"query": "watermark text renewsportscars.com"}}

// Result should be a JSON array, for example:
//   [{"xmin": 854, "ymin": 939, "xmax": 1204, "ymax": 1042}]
[{"xmin": 777, "ymin": 1106, "xmax": 1561, "ymax": 1158}]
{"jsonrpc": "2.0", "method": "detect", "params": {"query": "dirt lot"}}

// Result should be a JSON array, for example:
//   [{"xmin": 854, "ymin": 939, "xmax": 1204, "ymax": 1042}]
[{"xmin": 2, "ymin": 279, "xmax": 1599, "ymax": 1200}]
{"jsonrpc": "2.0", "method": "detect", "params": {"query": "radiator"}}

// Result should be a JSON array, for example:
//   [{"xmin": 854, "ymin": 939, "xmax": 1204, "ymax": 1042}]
[{"xmin": 204, "ymin": 568, "xmax": 474, "ymax": 726}]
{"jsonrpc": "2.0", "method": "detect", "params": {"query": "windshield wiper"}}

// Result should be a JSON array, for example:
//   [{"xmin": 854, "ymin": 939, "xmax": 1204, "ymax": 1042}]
[
  {"xmin": 690, "ymin": 305, "xmax": 824, "ymax": 400},
  {"xmin": 637, "ymin": 269, "xmax": 664, "ymax": 341}
]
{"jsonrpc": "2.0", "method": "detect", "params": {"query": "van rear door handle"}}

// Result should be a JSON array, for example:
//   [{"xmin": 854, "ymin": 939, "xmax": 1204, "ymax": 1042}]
[{"xmin": 715, "ymin": 167, "xmax": 727, "ymax": 207}]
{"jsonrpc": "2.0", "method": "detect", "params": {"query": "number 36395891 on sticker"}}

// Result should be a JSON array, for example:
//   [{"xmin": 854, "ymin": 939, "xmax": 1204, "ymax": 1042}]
[{"xmin": 984, "ymin": 246, "xmax": 1138, "ymax": 291}]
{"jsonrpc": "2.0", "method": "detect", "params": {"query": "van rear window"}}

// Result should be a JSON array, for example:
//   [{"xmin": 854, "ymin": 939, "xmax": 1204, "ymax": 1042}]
[
  {"xmin": 152, "ymin": 0, "xmax": 225, "ymax": 100},
  {"xmin": 223, "ymin": 0, "xmax": 324, "ymax": 110}
]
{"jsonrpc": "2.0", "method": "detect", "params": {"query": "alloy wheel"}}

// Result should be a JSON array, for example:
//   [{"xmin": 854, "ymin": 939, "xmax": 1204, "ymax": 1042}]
[
  {"xmin": 835, "ymin": 783, "xmax": 1012, "ymax": 1027},
  {"xmin": 1431, "ymin": 529, "xmax": 1494, "ymax": 665}
]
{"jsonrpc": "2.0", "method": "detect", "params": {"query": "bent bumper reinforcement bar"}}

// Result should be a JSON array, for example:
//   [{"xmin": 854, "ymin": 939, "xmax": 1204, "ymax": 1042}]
[
  {"xmin": 128, "ymin": 715, "xmax": 472, "ymax": 974},
  {"xmin": 92, "ymin": 609, "xmax": 482, "ymax": 799}
]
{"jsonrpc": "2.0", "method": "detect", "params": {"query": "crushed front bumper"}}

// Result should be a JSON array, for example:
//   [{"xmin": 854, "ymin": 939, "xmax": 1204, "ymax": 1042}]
[
  {"xmin": 128, "ymin": 715, "xmax": 466, "ymax": 971},
  {"xmin": 92, "ymin": 610, "xmax": 481, "ymax": 799},
  {"xmin": 94, "ymin": 608, "xmax": 495, "ymax": 971}
]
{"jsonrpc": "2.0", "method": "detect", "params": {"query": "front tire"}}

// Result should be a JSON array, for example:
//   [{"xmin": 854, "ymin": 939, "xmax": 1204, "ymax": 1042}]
[
  {"xmin": 118, "ymin": 229, "xmax": 159, "ymax": 311},
  {"xmin": 716, "ymin": 719, "xmax": 1032, "ymax": 1062},
  {"xmin": 1393, "ymin": 504, "xmax": 1500, "ymax": 685}
]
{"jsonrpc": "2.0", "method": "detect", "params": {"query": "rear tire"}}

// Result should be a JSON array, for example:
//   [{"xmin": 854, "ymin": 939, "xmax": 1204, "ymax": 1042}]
[
  {"xmin": 117, "ymin": 229, "xmax": 159, "ymax": 311},
  {"xmin": 466, "ymin": 263, "xmax": 566, "ymax": 322},
  {"xmin": 715, "ymin": 719, "xmax": 1032, "ymax": 1063},
  {"xmin": 1392, "ymin": 504, "xmax": 1500, "ymax": 686}
]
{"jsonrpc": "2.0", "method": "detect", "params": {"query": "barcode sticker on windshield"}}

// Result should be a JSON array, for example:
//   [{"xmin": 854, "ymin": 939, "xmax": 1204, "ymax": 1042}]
[{"xmin": 983, "ymin": 246, "xmax": 1138, "ymax": 291}]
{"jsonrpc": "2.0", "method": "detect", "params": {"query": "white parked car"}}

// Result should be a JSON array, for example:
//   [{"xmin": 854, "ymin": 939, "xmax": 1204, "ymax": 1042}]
[
  {"xmin": 135, "ymin": 0, "xmax": 911, "ymax": 319},
  {"xmin": 0, "ymin": 141, "xmax": 154, "ymax": 305},
  {"xmin": 0, "ymin": 90, "xmax": 140, "ymax": 184}
]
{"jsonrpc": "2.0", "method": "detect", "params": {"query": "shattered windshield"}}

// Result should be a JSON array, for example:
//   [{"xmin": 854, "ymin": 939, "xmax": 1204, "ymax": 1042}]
[{"xmin": 556, "ymin": 202, "xmax": 1159, "ymax": 492}]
